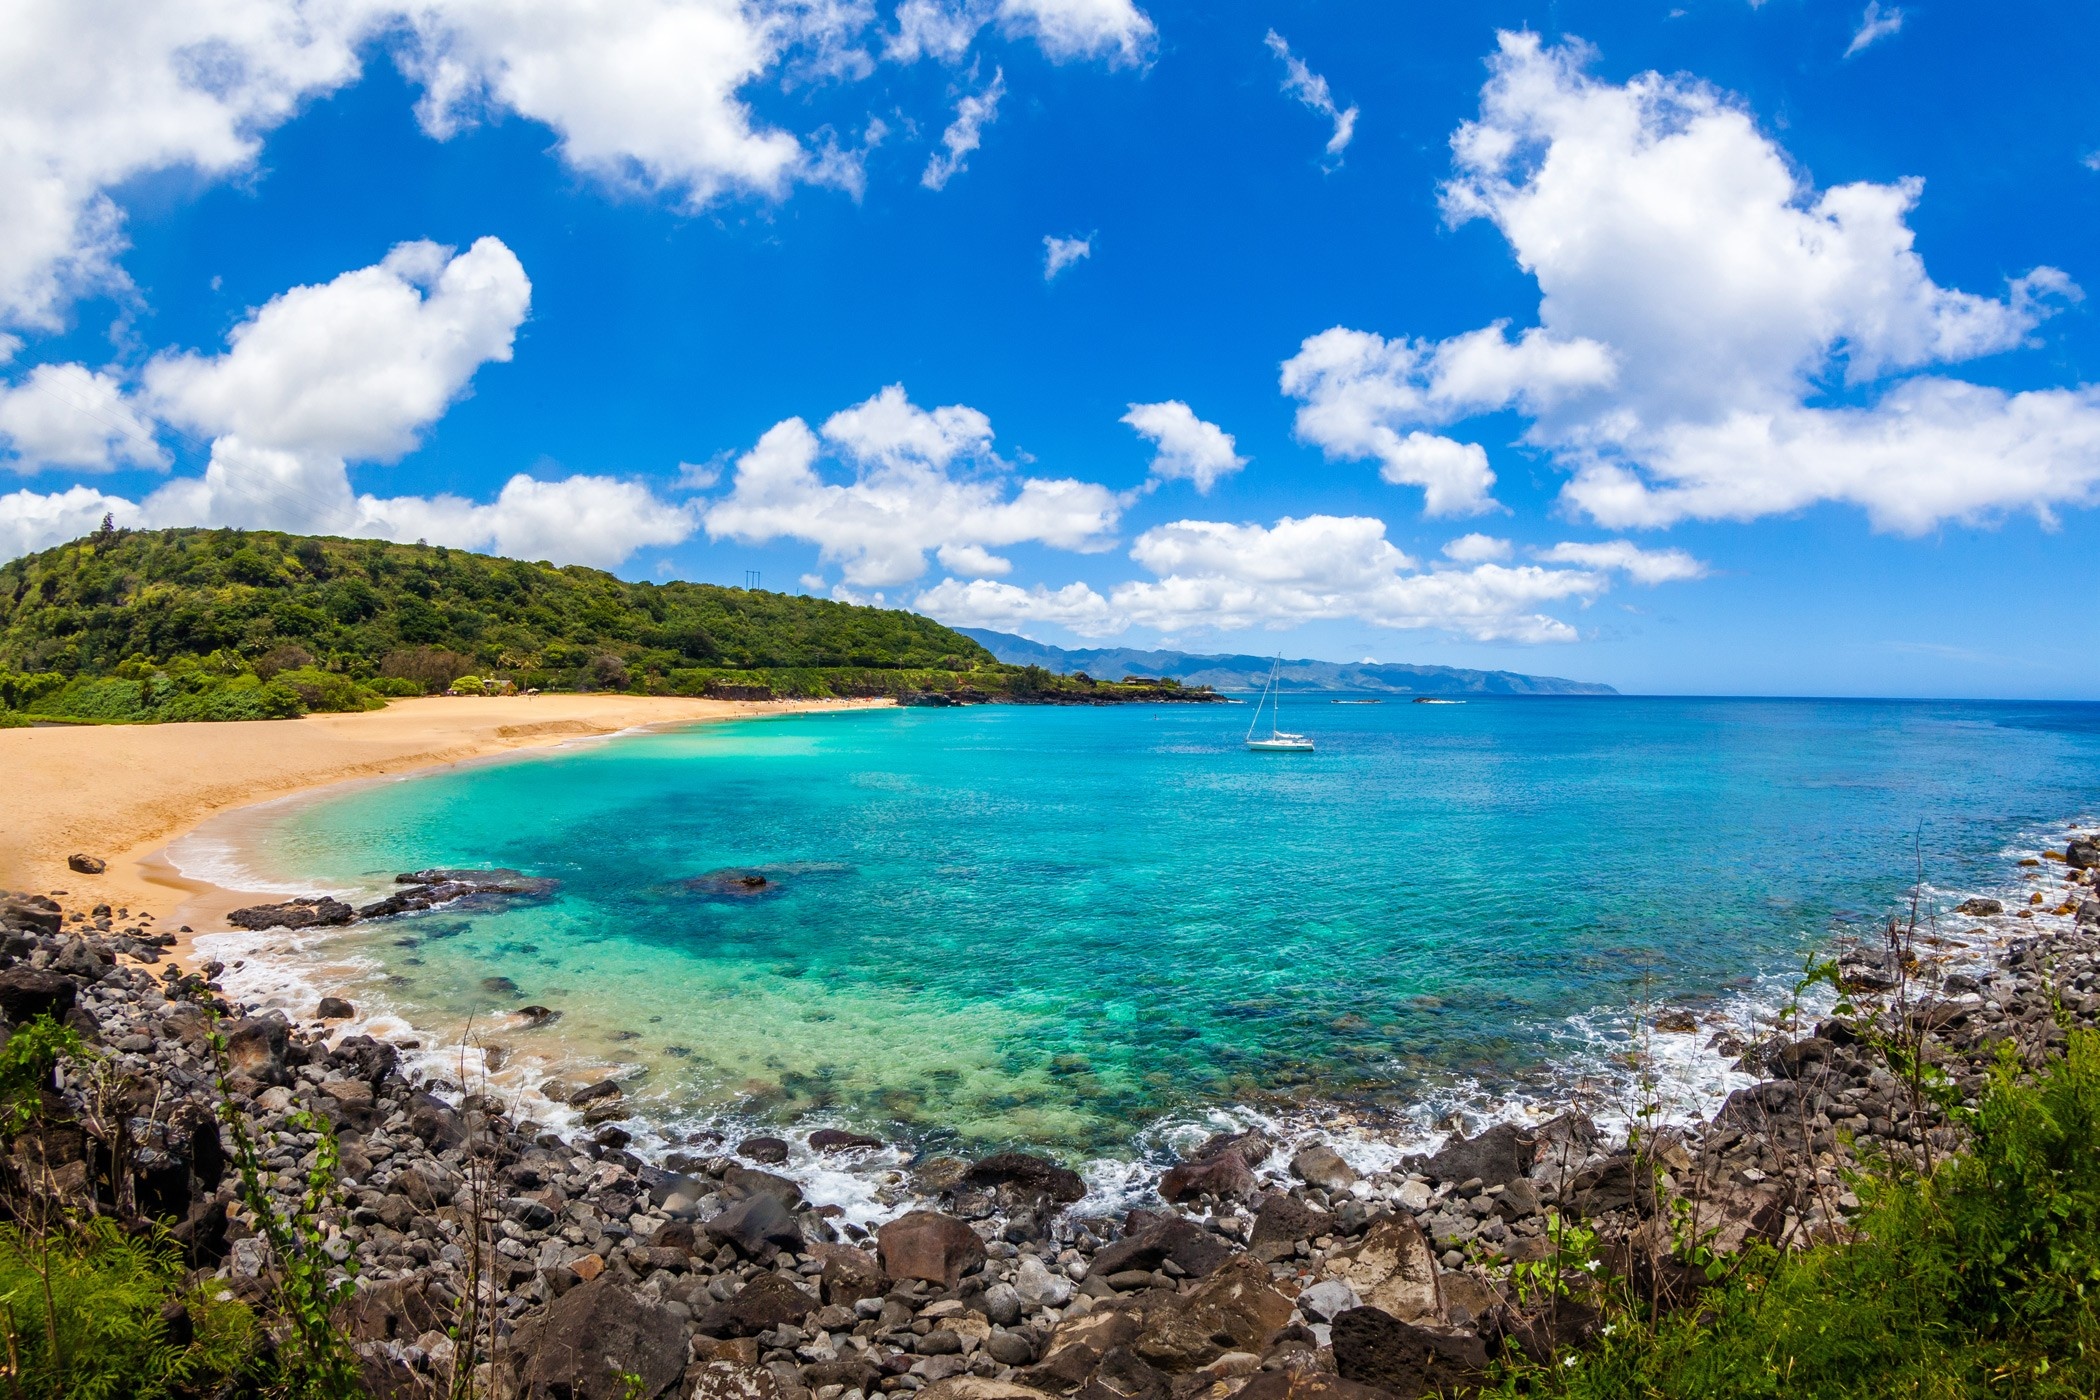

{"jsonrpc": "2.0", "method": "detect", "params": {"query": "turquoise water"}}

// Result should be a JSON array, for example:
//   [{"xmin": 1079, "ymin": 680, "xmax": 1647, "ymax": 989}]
[{"xmin": 207, "ymin": 698, "xmax": 2100, "ymax": 1156}]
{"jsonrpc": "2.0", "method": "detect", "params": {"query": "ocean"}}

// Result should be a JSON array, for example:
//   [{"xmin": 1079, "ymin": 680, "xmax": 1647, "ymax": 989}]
[{"xmin": 181, "ymin": 696, "xmax": 2100, "ymax": 1203}]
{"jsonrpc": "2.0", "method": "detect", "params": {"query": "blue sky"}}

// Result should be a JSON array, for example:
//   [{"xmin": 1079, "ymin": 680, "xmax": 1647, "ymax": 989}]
[{"xmin": 2, "ymin": 0, "xmax": 2097, "ymax": 697}]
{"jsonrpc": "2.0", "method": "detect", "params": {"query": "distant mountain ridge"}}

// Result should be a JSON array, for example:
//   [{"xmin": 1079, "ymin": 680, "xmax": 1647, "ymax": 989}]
[{"xmin": 957, "ymin": 628, "xmax": 1618, "ymax": 696}]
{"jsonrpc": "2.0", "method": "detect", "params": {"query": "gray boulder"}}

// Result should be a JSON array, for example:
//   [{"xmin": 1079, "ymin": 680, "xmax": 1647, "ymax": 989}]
[
  {"xmin": 508, "ymin": 1276, "xmax": 685, "ymax": 1399},
  {"xmin": 1419, "ymin": 1122, "xmax": 1533, "ymax": 1188},
  {"xmin": 704, "ymin": 1193, "xmax": 803, "ymax": 1257}
]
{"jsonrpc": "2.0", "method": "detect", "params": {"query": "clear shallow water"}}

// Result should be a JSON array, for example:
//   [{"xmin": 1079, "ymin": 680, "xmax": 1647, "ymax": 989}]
[{"xmin": 192, "ymin": 698, "xmax": 2100, "ymax": 1159}]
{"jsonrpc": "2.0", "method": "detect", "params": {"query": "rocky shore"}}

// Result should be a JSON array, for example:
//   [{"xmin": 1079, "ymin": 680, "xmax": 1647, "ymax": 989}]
[{"xmin": 0, "ymin": 824, "xmax": 2094, "ymax": 1399}]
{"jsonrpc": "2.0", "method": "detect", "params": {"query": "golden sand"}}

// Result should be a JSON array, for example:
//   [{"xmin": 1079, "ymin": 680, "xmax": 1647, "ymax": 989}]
[{"xmin": 0, "ymin": 695, "xmax": 886, "ymax": 936}]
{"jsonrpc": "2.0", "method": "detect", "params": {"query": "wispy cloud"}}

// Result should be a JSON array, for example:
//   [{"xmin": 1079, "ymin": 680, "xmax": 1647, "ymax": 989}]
[
  {"xmin": 1844, "ymin": 2, "xmax": 1904, "ymax": 57},
  {"xmin": 1043, "ymin": 234, "xmax": 1093, "ymax": 280},
  {"xmin": 922, "ymin": 67, "xmax": 1006, "ymax": 190},
  {"xmin": 1263, "ymin": 30, "xmax": 1357, "ymax": 164}
]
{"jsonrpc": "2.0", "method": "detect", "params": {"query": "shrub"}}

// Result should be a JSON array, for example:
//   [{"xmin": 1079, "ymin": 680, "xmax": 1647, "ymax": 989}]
[
  {"xmin": 380, "ymin": 646, "xmax": 479, "ymax": 694},
  {"xmin": 365, "ymin": 675, "xmax": 424, "ymax": 698},
  {"xmin": 156, "ymin": 675, "xmax": 302, "ymax": 722},
  {"xmin": 273, "ymin": 666, "xmax": 382, "ymax": 712},
  {"xmin": 253, "ymin": 643, "xmax": 317, "ymax": 679},
  {"xmin": 0, "ymin": 1218, "xmax": 259, "ymax": 1399},
  {"xmin": 0, "ymin": 1013, "xmax": 82, "ymax": 1129},
  {"xmin": 1488, "ymin": 1026, "xmax": 2100, "ymax": 1398},
  {"xmin": 451, "ymin": 674, "xmax": 487, "ymax": 695},
  {"xmin": 0, "ymin": 669, "xmax": 65, "ymax": 710}
]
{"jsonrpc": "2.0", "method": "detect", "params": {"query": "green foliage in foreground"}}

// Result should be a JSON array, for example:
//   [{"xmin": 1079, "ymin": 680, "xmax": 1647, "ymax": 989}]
[
  {"xmin": 0, "ymin": 1218, "xmax": 259, "ymax": 1400},
  {"xmin": 1488, "ymin": 1026, "xmax": 2100, "ymax": 1399},
  {"xmin": 0, "ymin": 1014, "xmax": 84, "ymax": 1131}
]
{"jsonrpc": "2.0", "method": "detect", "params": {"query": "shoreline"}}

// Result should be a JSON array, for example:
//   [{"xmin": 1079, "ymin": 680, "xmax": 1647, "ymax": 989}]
[
  {"xmin": 2, "ymin": 820, "xmax": 2093, "ymax": 1396},
  {"xmin": 0, "ymin": 693, "xmax": 894, "ymax": 947},
  {"xmin": 185, "ymin": 780, "xmax": 2096, "ymax": 1226}
]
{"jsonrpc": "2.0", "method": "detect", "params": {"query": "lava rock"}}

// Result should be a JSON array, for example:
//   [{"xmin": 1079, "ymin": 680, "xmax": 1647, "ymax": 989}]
[
  {"xmin": 329, "ymin": 1034, "xmax": 398, "ymax": 1087},
  {"xmin": 1322, "ymin": 1215, "xmax": 1445, "ymax": 1324},
  {"xmin": 0, "ymin": 896, "xmax": 62, "ymax": 937},
  {"xmin": 223, "ymin": 1013, "xmax": 291, "ymax": 1085},
  {"xmin": 810, "ymin": 1128, "xmax": 885, "ymax": 1153},
  {"xmin": 964, "ymin": 1152, "xmax": 1088, "ymax": 1203},
  {"xmin": 66, "ymin": 854, "xmax": 106, "ymax": 875},
  {"xmin": 225, "ymin": 897, "xmax": 355, "ymax": 931},
  {"xmin": 1418, "ymin": 1123, "xmax": 1534, "ymax": 1189},
  {"xmin": 1247, "ymin": 1194, "xmax": 1332, "ymax": 1264},
  {"xmin": 696, "ymin": 1271, "xmax": 819, "ymax": 1338},
  {"xmin": 877, "ymin": 1210, "xmax": 987, "ymax": 1289},
  {"xmin": 739, "ymin": 1135, "xmax": 791, "ymax": 1164},
  {"xmin": 1330, "ymin": 1306, "xmax": 1488, "ymax": 1400},
  {"xmin": 0, "ymin": 970, "xmax": 78, "ymax": 1026},
  {"xmin": 316, "ymin": 996, "xmax": 354, "ymax": 1019},
  {"xmin": 1158, "ymin": 1152, "xmax": 1258, "ymax": 1204},
  {"xmin": 809, "ymin": 1241, "xmax": 887, "ymax": 1305},
  {"xmin": 508, "ymin": 1276, "xmax": 685, "ymax": 1400},
  {"xmin": 1290, "ymin": 1143, "xmax": 1358, "ymax": 1193},
  {"xmin": 705, "ymin": 1192, "xmax": 804, "ymax": 1257},
  {"xmin": 1093, "ymin": 1215, "xmax": 1236, "ymax": 1280},
  {"xmin": 1132, "ymin": 1256, "xmax": 1294, "ymax": 1371}
]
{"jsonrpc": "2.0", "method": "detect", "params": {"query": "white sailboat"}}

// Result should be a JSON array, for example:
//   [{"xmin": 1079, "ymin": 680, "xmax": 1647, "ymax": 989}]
[{"xmin": 1245, "ymin": 658, "xmax": 1314, "ymax": 752}]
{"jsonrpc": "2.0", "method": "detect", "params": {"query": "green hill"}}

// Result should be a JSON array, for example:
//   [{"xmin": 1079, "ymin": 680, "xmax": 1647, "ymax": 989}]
[
  {"xmin": 0, "ymin": 524, "xmax": 1218, "ymax": 722},
  {"xmin": 0, "ymin": 526, "xmax": 1206, "ymax": 722}
]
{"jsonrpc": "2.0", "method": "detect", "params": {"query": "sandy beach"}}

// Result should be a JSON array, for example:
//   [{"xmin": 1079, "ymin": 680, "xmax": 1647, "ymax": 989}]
[{"xmin": 0, "ymin": 694, "xmax": 887, "ymax": 930}]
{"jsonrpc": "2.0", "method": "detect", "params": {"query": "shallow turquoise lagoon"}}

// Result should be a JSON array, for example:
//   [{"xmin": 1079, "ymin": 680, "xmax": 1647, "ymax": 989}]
[{"xmin": 208, "ymin": 697, "xmax": 2100, "ymax": 1155}]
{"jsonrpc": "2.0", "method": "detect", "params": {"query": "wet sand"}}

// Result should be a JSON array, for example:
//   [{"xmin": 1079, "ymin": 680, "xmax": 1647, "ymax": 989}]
[{"xmin": 0, "ymin": 694, "xmax": 889, "ymax": 938}]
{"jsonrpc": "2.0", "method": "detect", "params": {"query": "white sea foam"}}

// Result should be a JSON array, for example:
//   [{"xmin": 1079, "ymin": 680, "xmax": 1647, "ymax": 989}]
[{"xmin": 189, "ymin": 805, "xmax": 2100, "ymax": 1230}]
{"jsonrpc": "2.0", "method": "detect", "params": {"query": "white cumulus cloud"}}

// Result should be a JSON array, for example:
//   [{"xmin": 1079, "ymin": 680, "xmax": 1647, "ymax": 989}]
[
  {"xmin": 923, "ymin": 67, "xmax": 1006, "ymax": 189},
  {"xmin": 1280, "ymin": 322, "xmax": 1614, "ymax": 515},
  {"xmin": 0, "ymin": 238, "xmax": 693, "ymax": 568},
  {"xmin": 0, "ymin": 0, "xmax": 369, "ymax": 331},
  {"xmin": 915, "ymin": 576, "xmax": 1119, "ymax": 636},
  {"xmin": 1442, "ymin": 532, "xmax": 1510, "ymax": 562},
  {"xmin": 1263, "ymin": 30, "xmax": 1357, "ymax": 163},
  {"xmin": 916, "ymin": 513, "xmax": 1669, "ymax": 644},
  {"xmin": 1299, "ymin": 32, "xmax": 2094, "ymax": 535},
  {"xmin": 703, "ymin": 384, "xmax": 1121, "ymax": 587},
  {"xmin": 1121, "ymin": 401, "xmax": 1245, "ymax": 493},
  {"xmin": 394, "ymin": 0, "xmax": 815, "ymax": 207},
  {"xmin": 144, "ymin": 237, "xmax": 530, "ymax": 461},
  {"xmin": 0, "ymin": 0, "xmax": 1159, "ymax": 334},
  {"xmin": 1044, "ymin": 235, "xmax": 1093, "ymax": 280},
  {"xmin": 0, "ymin": 364, "xmax": 167, "ymax": 472}
]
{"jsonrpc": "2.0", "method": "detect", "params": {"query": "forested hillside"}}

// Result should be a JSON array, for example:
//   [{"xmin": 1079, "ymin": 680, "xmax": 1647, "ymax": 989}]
[
  {"xmin": 0, "ymin": 527, "xmax": 1211, "ymax": 722},
  {"xmin": 0, "ymin": 526, "xmax": 1002, "ymax": 721}
]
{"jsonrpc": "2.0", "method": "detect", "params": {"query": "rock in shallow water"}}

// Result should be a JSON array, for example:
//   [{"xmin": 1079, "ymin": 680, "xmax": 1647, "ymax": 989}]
[
  {"xmin": 225, "ymin": 896, "xmax": 354, "ymax": 931},
  {"xmin": 964, "ymin": 1151, "xmax": 1087, "ymax": 1202},
  {"xmin": 738, "ymin": 1135, "xmax": 790, "ymax": 1164},
  {"xmin": 1291, "ymin": 1143, "xmax": 1357, "ymax": 1192}
]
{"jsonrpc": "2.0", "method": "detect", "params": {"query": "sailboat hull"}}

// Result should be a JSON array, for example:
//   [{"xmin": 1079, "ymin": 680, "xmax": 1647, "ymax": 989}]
[{"xmin": 1246, "ymin": 738, "xmax": 1315, "ymax": 752}]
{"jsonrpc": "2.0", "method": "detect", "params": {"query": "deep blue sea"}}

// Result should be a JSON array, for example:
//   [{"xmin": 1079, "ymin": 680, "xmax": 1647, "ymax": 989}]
[{"xmin": 188, "ymin": 697, "xmax": 2100, "ymax": 1170}]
